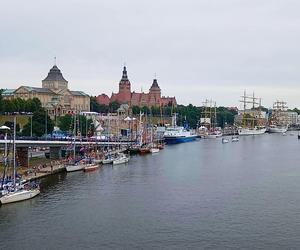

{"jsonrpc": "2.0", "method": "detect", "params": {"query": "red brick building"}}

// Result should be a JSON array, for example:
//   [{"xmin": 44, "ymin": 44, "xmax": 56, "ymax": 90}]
[{"xmin": 96, "ymin": 67, "xmax": 177, "ymax": 107}]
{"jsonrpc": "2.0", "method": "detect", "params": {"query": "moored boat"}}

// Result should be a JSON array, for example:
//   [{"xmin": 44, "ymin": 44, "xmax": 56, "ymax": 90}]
[
  {"xmin": 150, "ymin": 148, "xmax": 159, "ymax": 154},
  {"xmin": 268, "ymin": 125, "xmax": 288, "ymax": 133},
  {"xmin": 0, "ymin": 117, "xmax": 41, "ymax": 205},
  {"xmin": 139, "ymin": 147, "xmax": 151, "ymax": 154},
  {"xmin": 83, "ymin": 163, "xmax": 100, "ymax": 172},
  {"xmin": 0, "ymin": 187, "xmax": 40, "ymax": 205},
  {"xmin": 113, "ymin": 153, "xmax": 130, "ymax": 165},
  {"xmin": 66, "ymin": 163, "xmax": 86, "ymax": 172},
  {"xmin": 238, "ymin": 126, "xmax": 266, "ymax": 136},
  {"xmin": 164, "ymin": 114, "xmax": 197, "ymax": 144}
]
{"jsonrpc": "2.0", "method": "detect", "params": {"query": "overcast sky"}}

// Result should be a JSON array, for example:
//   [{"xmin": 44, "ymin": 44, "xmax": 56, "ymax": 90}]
[{"xmin": 1, "ymin": 0, "xmax": 300, "ymax": 109}]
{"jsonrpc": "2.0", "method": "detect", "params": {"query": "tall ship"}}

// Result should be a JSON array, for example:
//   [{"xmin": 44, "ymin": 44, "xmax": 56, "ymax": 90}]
[
  {"xmin": 198, "ymin": 99, "xmax": 222, "ymax": 138},
  {"xmin": 268, "ymin": 100, "xmax": 289, "ymax": 133},
  {"xmin": 164, "ymin": 114, "xmax": 197, "ymax": 144},
  {"xmin": 236, "ymin": 91, "xmax": 267, "ymax": 136}
]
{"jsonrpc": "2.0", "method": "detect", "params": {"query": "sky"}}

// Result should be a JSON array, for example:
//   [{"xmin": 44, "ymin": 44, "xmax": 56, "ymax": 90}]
[{"xmin": 1, "ymin": 0, "xmax": 300, "ymax": 109}]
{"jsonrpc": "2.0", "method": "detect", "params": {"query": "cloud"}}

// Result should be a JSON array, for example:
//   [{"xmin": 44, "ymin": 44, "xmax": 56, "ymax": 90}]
[{"xmin": 1, "ymin": 0, "xmax": 300, "ymax": 108}]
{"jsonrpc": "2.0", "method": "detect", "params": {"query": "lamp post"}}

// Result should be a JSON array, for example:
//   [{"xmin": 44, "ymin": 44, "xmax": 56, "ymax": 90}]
[
  {"xmin": 45, "ymin": 109, "xmax": 48, "ymax": 136},
  {"xmin": 30, "ymin": 115, "xmax": 33, "ymax": 137},
  {"xmin": 13, "ymin": 116, "xmax": 16, "ymax": 187},
  {"xmin": 0, "ymin": 125, "xmax": 11, "ymax": 189}
]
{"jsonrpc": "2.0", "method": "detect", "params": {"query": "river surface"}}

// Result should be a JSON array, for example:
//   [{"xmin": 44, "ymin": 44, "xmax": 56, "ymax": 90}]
[{"xmin": 1, "ymin": 133, "xmax": 300, "ymax": 249}]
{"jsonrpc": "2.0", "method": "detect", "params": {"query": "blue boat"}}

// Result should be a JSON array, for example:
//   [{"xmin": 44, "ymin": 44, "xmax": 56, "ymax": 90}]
[{"xmin": 163, "ymin": 114, "xmax": 197, "ymax": 144}]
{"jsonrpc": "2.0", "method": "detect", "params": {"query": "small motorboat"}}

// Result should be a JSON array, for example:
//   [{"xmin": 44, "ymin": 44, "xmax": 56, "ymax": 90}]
[
  {"xmin": 139, "ymin": 147, "xmax": 151, "ymax": 154},
  {"xmin": 231, "ymin": 136, "xmax": 239, "ymax": 142},
  {"xmin": 66, "ymin": 163, "xmax": 85, "ymax": 172},
  {"xmin": 222, "ymin": 138, "xmax": 229, "ymax": 144},
  {"xmin": 150, "ymin": 148, "xmax": 159, "ymax": 154},
  {"xmin": 83, "ymin": 163, "xmax": 100, "ymax": 172},
  {"xmin": 102, "ymin": 154, "xmax": 115, "ymax": 164},
  {"xmin": 113, "ymin": 153, "xmax": 130, "ymax": 165}
]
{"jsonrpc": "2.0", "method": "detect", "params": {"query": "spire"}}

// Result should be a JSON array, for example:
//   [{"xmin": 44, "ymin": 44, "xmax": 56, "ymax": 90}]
[
  {"xmin": 121, "ymin": 66, "xmax": 128, "ymax": 80},
  {"xmin": 151, "ymin": 78, "xmax": 160, "ymax": 88},
  {"xmin": 119, "ymin": 65, "xmax": 131, "ymax": 87}
]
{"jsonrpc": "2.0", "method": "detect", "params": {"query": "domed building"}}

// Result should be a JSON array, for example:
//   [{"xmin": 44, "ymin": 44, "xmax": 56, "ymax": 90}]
[
  {"xmin": 97, "ymin": 66, "xmax": 177, "ymax": 108},
  {"xmin": 7, "ymin": 64, "xmax": 90, "ymax": 121}
]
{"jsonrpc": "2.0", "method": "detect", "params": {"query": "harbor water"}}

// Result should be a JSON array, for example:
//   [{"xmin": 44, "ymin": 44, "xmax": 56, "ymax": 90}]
[{"xmin": 1, "ymin": 133, "xmax": 300, "ymax": 249}]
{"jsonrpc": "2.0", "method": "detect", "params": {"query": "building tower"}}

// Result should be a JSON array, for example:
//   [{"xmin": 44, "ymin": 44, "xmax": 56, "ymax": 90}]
[
  {"xmin": 118, "ymin": 66, "xmax": 131, "ymax": 104},
  {"xmin": 149, "ymin": 78, "xmax": 161, "ymax": 106},
  {"xmin": 42, "ymin": 64, "xmax": 68, "ymax": 93}
]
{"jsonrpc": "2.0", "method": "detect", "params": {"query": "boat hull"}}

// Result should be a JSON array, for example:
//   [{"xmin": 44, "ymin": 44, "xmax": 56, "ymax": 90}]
[
  {"xmin": 164, "ymin": 135, "xmax": 197, "ymax": 144},
  {"xmin": 139, "ymin": 148, "xmax": 151, "ymax": 154},
  {"xmin": 268, "ymin": 126, "xmax": 288, "ymax": 133},
  {"xmin": 66, "ymin": 164, "xmax": 85, "ymax": 172},
  {"xmin": 238, "ymin": 128, "xmax": 266, "ymax": 136},
  {"xmin": 113, "ymin": 154, "xmax": 130, "ymax": 165},
  {"xmin": 0, "ymin": 189, "xmax": 40, "ymax": 205},
  {"xmin": 84, "ymin": 164, "xmax": 100, "ymax": 172},
  {"xmin": 150, "ymin": 148, "xmax": 159, "ymax": 154},
  {"xmin": 204, "ymin": 133, "xmax": 223, "ymax": 139}
]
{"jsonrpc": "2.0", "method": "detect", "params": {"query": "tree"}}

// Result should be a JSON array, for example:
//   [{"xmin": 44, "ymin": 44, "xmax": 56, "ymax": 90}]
[
  {"xmin": 0, "ymin": 89, "xmax": 3, "ymax": 113},
  {"xmin": 22, "ymin": 109, "xmax": 54, "ymax": 137},
  {"xmin": 58, "ymin": 114, "xmax": 74, "ymax": 133},
  {"xmin": 131, "ymin": 106, "xmax": 140, "ymax": 115},
  {"xmin": 57, "ymin": 114, "xmax": 94, "ymax": 136},
  {"xmin": 109, "ymin": 101, "xmax": 120, "ymax": 112}
]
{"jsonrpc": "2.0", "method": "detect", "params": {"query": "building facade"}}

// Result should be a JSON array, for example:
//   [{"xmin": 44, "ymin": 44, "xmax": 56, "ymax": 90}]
[
  {"xmin": 3, "ymin": 64, "xmax": 90, "ymax": 119},
  {"xmin": 96, "ymin": 66, "xmax": 177, "ymax": 107}
]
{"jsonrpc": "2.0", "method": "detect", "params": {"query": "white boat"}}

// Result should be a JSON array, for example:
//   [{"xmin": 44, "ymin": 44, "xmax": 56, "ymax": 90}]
[
  {"xmin": 102, "ymin": 154, "xmax": 115, "ymax": 164},
  {"xmin": 222, "ymin": 138, "xmax": 229, "ymax": 143},
  {"xmin": 66, "ymin": 163, "xmax": 85, "ymax": 172},
  {"xmin": 231, "ymin": 136, "xmax": 239, "ymax": 142},
  {"xmin": 92, "ymin": 159, "xmax": 102, "ymax": 164},
  {"xmin": 237, "ymin": 91, "xmax": 267, "ymax": 136},
  {"xmin": 150, "ymin": 148, "xmax": 159, "ymax": 154},
  {"xmin": 238, "ymin": 126, "xmax": 266, "ymax": 136},
  {"xmin": 113, "ymin": 153, "xmax": 130, "ymax": 165},
  {"xmin": 83, "ymin": 163, "xmax": 100, "ymax": 172},
  {"xmin": 205, "ymin": 130, "xmax": 223, "ymax": 139},
  {"xmin": 0, "ymin": 188, "xmax": 40, "ymax": 205},
  {"xmin": 268, "ymin": 125, "xmax": 288, "ymax": 133},
  {"xmin": 268, "ymin": 100, "xmax": 289, "ymax": 133},
  {"xmin": 0, "ymin": 117, "xmax": 41, "ymax": 205},
  {"xmin": 198, "ymin": 100, "xmax": 223, "ymax": 139}
]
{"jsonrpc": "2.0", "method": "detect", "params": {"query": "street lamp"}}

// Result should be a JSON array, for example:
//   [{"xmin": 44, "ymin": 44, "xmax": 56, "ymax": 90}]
[
  {"xmin": 30, "ymin": 115, "xmax": 33, "ymax": 137},
  {"xmin": 0, "ymin": 125, "xmax": 11, "ymax": 189}
]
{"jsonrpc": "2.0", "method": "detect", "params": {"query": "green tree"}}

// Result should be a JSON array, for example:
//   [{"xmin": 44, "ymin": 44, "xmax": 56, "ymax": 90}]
[
  {"xmin": 0, "ymin": 89, "xmax": 3, "ymax": 113},
  {"xmin": 109, "ymin": 101, "xmax": 120, "ymax": 112},
  {"xmin": 22, "ymin": 109, "xmax": 54, "ymax": 136},
  {"xmin": 58, "ymin": 114, "xmax": 94, "ymax": 136},
  {"xmin": 131, "ymin": 106, "xmax": 140, "ymax": 115},
  {"xmin": 58, "ymin": 114, "xmax": 74, "ymax": 133}
]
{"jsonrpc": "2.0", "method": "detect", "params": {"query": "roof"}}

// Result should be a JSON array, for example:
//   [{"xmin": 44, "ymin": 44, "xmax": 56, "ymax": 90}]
[
  {"xmin": 2, "ymin": 89, "xmax": 15, "ymax": 96},
  {"xmin": 150, "ymin": 79, "xmax": 160, "ymax": 89},
  {"xmin": 42, "ymin": 65, "xmax": 68, "ymax": 82},
  {"xmin": 119, "ymin": 66, "xmax": 131, "ymax": 85},
  {"xmin": 19, "ymin": 86, "xmax": 56, "ymax": 94},
  {"xmin": 70, "ymin": 91, "xmax": 89, "ymax": 97}
]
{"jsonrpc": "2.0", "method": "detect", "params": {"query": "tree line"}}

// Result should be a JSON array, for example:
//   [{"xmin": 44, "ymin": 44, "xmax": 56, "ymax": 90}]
[{"xmin": 90, "ymin": 96, "xmax": 238, "ymax": 129}]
